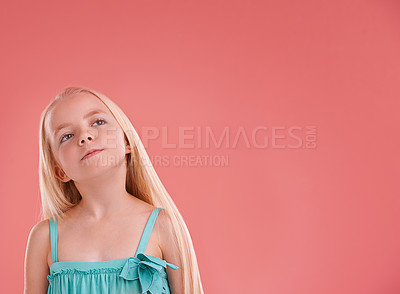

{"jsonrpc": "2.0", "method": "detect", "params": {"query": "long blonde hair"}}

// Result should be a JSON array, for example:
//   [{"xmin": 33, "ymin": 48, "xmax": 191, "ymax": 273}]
[{"xmin": 38, "ymin": 85, "xmax": 204, "ymax": 294}]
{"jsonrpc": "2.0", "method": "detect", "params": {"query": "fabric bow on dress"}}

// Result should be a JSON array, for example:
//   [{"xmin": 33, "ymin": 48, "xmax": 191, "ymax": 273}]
[{"xmin": 119, "ymin": 253, "xmax": 179, "ymax": 294}]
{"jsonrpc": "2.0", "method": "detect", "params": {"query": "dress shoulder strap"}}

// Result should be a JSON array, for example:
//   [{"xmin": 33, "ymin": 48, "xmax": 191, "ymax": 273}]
[
  {"xmin": 135, "ymin": 207, "xmax": 163, "ymax": 256},
  {"xmin": 48, "ymin": 215, "xmax": 58, "ymax": 263}
]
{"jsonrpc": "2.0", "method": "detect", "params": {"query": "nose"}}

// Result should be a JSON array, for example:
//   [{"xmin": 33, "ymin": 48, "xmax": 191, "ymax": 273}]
[{"xmin": 78, "ymin": 132, "xmax": 95, "ymax": 146}]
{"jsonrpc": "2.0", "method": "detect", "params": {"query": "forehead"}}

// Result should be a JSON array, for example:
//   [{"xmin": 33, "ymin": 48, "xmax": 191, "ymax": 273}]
[{"xmin": 47, "ymin": 93, "xmax": 110, "ymax": 136}]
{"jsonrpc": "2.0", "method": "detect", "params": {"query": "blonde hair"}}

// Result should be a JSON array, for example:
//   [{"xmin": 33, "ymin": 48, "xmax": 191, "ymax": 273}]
[{"xmin": 38, "ymin": 85, "xmax": 204, "ymax": 294}]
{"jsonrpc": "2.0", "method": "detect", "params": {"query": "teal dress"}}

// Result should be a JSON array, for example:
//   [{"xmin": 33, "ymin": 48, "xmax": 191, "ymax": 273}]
[{"xmin": 47, "ymin": 207, "xmax": 179, "ymax": 294}]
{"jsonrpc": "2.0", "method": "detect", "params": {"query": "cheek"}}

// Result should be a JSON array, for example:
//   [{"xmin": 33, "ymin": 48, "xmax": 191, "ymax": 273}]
[
  {"xmin": 100, "ymin": 128, "xmax": 126, "ymax": 153},
  {"xmin": 58, "ymin": 145, "xmax": 78, "ymax": 164}
]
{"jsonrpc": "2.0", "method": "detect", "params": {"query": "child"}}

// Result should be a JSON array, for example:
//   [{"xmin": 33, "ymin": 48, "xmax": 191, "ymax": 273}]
[{"xmin": 24, "ymin": 86, "xmax": 204, "ymax": 294}]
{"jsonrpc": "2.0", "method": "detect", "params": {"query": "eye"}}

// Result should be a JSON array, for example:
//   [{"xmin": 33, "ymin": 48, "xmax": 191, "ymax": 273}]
[
  {"xmin": 93, "ymin": 118, "xmax": 106, "ymax": 126},
  {"xmin": 60, "ymin": 133, "xmax": 72, "ymax": 143},
  {"xmin": 59, "ymin": 118, "xmax": 107, "ymax": 143}
]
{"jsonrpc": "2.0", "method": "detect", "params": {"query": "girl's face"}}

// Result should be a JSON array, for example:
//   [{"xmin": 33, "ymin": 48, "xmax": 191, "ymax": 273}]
[{"xmin": 47, "ymin": 93, "xmax": 130, "ymax": 182}]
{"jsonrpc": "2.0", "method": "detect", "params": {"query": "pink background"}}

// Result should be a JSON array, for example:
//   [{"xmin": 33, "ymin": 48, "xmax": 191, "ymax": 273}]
[{"xmin": 1, "ymin": 0, "xmax": 399, "ymax": 293}]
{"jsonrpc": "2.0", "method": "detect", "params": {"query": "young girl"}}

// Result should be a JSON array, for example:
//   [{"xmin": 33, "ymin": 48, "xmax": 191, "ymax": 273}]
[{"xmin": 24, "ymin": 86, "xmax": 204, "ymax": 294}]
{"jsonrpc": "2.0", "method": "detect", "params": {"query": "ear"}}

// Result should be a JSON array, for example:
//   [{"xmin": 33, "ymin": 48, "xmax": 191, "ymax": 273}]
[
  {"xmin": 53, "ymin": 165, "xmax": 71, "ymax": 183},
  {"xmin": 124, "ymin": 135, "xmax": 132, "ymax": 155},
  {"xmin": 125, "ymin": 143, "xmax": 132, "ymax": 155}
]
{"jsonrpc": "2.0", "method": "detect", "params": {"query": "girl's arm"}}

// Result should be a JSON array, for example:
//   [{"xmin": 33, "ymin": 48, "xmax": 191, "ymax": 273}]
[
  {"xmin": 24, "ymin": 220, "xmax": 51, "ymax": 294},
  {"xmin": 157, "ymin": 209, "xmax": 184, "ymax": 294}
]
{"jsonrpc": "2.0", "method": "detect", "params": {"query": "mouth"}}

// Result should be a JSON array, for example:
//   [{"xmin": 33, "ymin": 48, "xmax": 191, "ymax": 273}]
[{"xmin": 81, "ymin": 149, "xmax": 104, "ymax": 160}]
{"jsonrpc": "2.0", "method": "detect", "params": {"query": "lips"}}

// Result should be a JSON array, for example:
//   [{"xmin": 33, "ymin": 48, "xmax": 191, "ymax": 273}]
[{"xmin": 81, "ymin": 149, "xmax": 104, "ymax": 160}]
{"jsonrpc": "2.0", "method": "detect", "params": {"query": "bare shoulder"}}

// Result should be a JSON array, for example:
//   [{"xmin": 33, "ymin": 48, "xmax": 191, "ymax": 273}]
[
  {"xmin": 155, "ymin": 208, "xmax": 179, "ymax": 260},
  {"xmin": 26, "ymin": 218, "xmax": 52, "ymax": 266},
  {"xmin": 129, "ymin": 196, "xmax": 157, "ymax": 214},
  {"xmin": 156, "ymin": 208, "xmax": 173, "ymax": 233},
  {"xmin": 155, "ymin": 208, "xmax": 183, "ymax": 293},
  {"xmin": 26, "ymin": 218, "xmax": 50, "ymax": 255},
  {"xmin": 24, "ymin": 219, "xmax": 51, "ymax": 293}
]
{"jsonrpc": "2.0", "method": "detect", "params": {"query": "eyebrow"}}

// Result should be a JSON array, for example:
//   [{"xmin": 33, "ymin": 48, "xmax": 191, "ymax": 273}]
[{"xmin": 53, "ymin": 109, "xmax": 108, "ymax": 137}]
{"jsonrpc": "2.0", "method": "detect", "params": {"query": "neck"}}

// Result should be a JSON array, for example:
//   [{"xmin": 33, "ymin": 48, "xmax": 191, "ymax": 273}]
[{"xmin": 73, "ymin": 161, "xmax": 133, "ymax": 220}]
